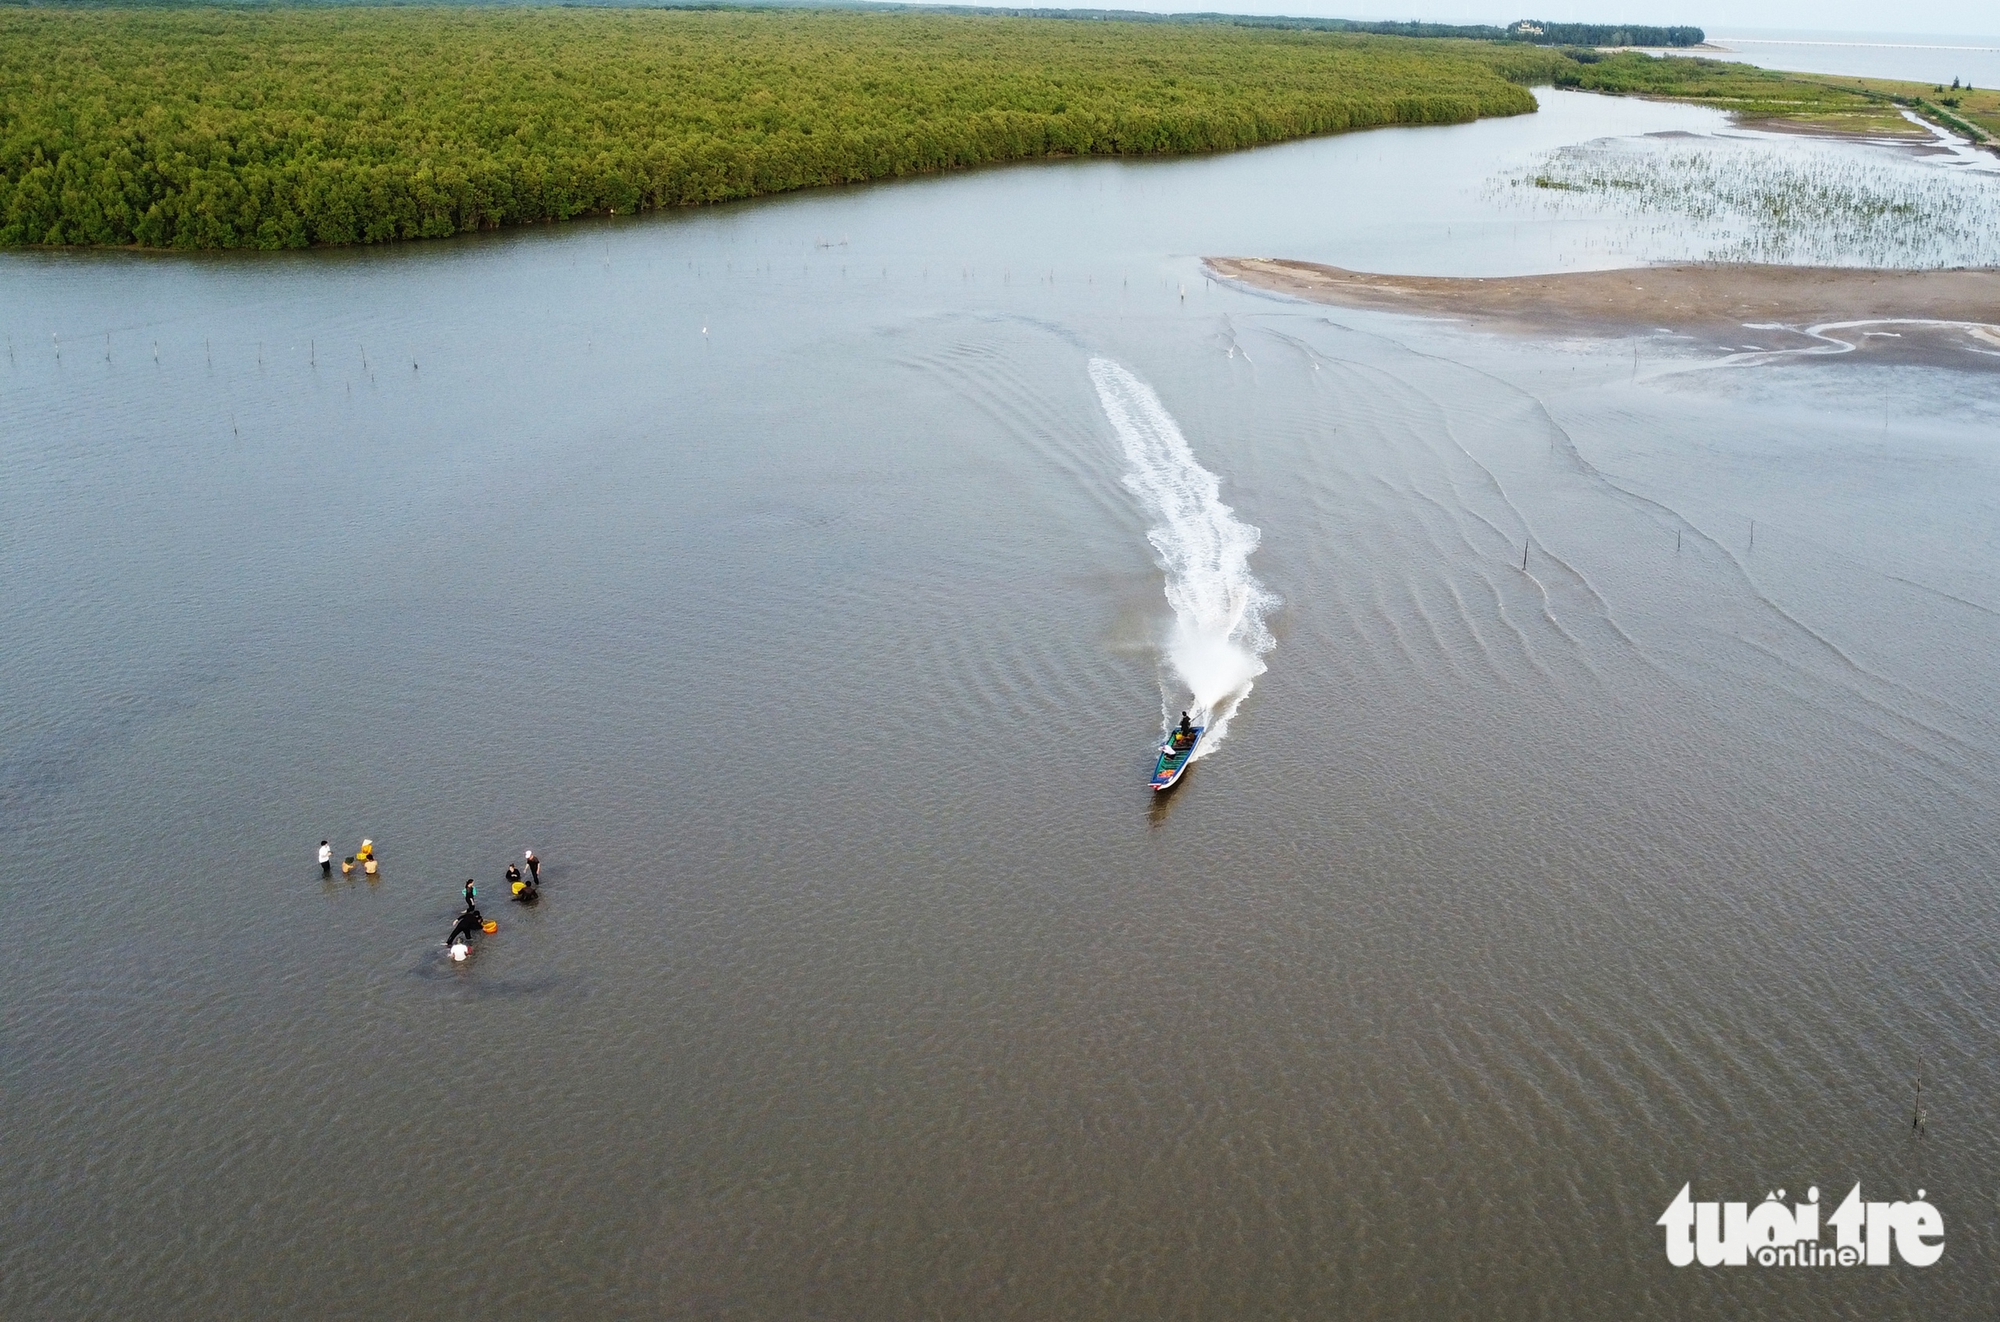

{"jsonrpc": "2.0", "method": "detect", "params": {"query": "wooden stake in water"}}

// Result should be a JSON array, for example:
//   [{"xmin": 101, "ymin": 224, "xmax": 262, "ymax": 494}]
[
  {"xmin": 1913, "ymin": 1077, "xmax": 1927, "ymax": 1138},
  {"xmin": 1522, "ymin": 539, "xmax": 1530, "ymax": 572}
]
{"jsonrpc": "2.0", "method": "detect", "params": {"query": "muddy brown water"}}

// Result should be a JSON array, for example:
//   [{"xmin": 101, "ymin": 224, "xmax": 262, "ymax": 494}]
[{"xmin": 5, "ymin": 90, "xmax": 1996, "ymax": 1318}]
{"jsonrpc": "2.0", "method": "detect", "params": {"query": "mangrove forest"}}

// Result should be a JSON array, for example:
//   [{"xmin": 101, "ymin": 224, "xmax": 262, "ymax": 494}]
[{"xmin": 0, "ymin": 6, "xmax": 1906, "ymax": 250}]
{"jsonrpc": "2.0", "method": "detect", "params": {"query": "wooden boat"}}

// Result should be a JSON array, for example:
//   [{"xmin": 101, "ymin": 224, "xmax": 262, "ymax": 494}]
[{"xmin": 1149, "ymin": 724, "xmax": 1204, "ymax": 791}]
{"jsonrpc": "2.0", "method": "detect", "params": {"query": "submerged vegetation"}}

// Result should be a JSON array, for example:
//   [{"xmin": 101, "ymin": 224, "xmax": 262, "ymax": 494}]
[
  {"xmin": 0, "ymin": 7, "xmax": 1556, "ymax": 249},
  {"xmin": 1496, "ymin": 138, "xmax": 2000, "ymax": 269}
]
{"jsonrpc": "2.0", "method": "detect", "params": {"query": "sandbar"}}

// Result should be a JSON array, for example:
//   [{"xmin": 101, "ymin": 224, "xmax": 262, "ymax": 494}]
[{"xmin": 1206, "ymin": 257, "xmax": 2000, "ymax": 365}]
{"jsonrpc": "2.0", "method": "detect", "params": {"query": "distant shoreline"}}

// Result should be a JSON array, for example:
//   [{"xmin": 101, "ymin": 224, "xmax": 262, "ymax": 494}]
[
  {"xmin": 1711, "ymin": 37, "xmax": 2000, "ymax": 53},
  {"xmin": 1205, "ymin": 257, "xmax": 2000, "ymax": 366}
]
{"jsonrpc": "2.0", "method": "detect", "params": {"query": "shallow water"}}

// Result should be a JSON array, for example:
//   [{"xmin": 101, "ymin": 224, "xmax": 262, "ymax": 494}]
[{"xmin": 5, "ymin": 90, "xmax": 1999, "ymax": 1318}]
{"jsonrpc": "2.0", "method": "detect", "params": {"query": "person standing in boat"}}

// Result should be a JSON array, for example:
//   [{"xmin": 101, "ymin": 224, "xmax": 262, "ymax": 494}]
[{"xmin": 1178, "ymin": 711, "xmax": 1194, "ymax": 742}]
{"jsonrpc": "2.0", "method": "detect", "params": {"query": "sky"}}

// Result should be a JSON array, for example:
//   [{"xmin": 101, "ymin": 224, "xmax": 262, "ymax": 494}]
[{"xmin": 916, "ymin": 3, "xmax": 2000, "ymax": 39}]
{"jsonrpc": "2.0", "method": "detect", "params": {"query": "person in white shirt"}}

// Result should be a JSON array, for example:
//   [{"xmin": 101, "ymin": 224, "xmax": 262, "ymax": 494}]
[{"xmin": 318, "ymin": 840, "xmax": 333, "ymax": 877}]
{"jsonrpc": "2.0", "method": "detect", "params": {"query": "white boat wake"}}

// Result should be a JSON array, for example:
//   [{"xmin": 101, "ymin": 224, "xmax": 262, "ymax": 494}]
[{"xmin": 1089, "ymin": 357, "xmax": 1275, "ymax": 761}]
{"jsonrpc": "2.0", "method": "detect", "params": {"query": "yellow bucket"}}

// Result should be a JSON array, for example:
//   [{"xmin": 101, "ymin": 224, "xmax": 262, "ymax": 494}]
[{"xmin": 482, "ymin": 921, "xmax": 498, "ymax": 934}]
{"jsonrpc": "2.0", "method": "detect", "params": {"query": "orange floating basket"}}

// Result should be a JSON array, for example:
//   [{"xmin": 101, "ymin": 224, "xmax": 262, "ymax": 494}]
[{"xmin": 482, "ymin": 921, "xmax": 498, "ymax": 934}]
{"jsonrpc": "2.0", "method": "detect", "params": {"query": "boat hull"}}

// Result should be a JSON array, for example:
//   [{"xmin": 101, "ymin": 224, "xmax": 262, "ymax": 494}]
[{"xmin": 1149, "ymin": 725, "xmax": 1204, "ymax": 791}]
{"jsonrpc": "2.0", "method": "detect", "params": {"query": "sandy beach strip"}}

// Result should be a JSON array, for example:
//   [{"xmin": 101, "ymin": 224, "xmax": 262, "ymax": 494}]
[{"xmin": 1206, "ymin": 257, "xmax": 2000, "ymax": 362}]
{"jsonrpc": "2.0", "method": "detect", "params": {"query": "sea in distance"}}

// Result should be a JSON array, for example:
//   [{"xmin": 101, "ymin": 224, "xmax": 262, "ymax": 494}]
[
  {"xmin": 1703, "ymin": 27, "xmax": 2000, "ymax": 88},
  {"xmin": 5, "ymin": 85, "xmax": 1999, "ymax": 1319}
]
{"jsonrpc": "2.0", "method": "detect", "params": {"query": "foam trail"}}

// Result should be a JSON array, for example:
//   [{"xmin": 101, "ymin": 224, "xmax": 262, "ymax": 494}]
[{"xmin": 1090, "ymin": 357, "xmax": 1275, "ymax": 758}]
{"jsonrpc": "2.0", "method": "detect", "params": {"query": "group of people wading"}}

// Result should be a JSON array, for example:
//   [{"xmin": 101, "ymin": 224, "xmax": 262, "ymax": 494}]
[
  {"xmin": 317, "ymin": 837, "xmax": 543, "ymax": 960},
  {"xmin": 447, "ymin": 850, "xmax": 542, "ymax": 957},
  {"xmin": 319, "ymin": 838, "xmax": 379, "ymax": 878}
]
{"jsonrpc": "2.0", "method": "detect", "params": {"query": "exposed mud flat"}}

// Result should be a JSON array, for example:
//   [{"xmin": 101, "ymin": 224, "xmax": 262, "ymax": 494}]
[{"xmin": 1207, "ymin": 256, "xmax": 2000, "ymax": 365}]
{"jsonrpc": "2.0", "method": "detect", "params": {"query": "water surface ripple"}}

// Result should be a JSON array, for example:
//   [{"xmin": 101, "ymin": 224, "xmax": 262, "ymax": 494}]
[{"xmin": 4, "ymin": 90, "xmax": 1997, "ymax": 1319}]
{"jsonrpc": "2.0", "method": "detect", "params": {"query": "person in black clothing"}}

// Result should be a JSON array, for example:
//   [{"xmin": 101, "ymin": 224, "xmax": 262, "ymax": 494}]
[
  {"xmin": 464, "ymin": 878, "xmax": 477, "ymax": 906},
  {"xmin": 506, "ymin": 863, "xmax": 522, "ymax": 888},
  {"xmin": 524, "ymin": 850, "xmax": 540, "ymax": 884},
  {"xmin": 447, "ymin": 902, "xmax": 484, "ymax": 946},
  {"xmin": 1178, "ymin": 711, "xmax": 1194, "ymax": 741}
]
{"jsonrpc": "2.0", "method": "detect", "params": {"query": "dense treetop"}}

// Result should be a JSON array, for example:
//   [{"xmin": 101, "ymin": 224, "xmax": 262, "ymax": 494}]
[
  {"xmin": 0, "ymin": 7, "xmax": 1897, "ymax": 250},
  {"xmin": 0, "ymin": 7, "xmax": 1556, "ymax": 248},
  {"xmin": 1506, "ymin": 20, "xmax": 1704, "ymax": 47}
]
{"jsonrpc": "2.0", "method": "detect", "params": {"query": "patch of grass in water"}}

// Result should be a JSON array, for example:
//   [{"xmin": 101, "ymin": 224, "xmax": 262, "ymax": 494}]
[{"xmin": 1493, "ymin": 137, "xmax": 2000, "ymax": 268}]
